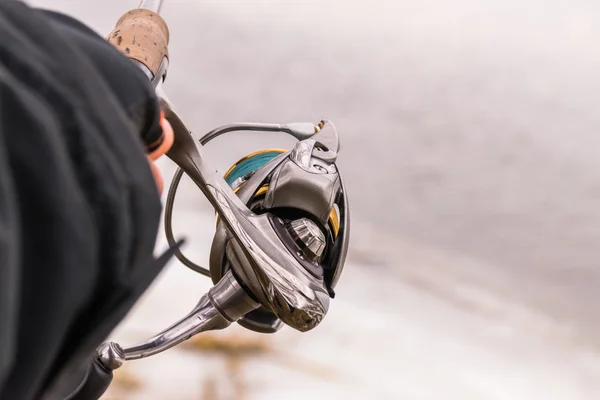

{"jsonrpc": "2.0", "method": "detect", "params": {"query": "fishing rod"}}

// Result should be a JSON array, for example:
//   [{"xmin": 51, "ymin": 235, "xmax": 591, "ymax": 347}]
[{"xmin": 65, "ymin": 0, "xmax": 350, "ymax": 397}]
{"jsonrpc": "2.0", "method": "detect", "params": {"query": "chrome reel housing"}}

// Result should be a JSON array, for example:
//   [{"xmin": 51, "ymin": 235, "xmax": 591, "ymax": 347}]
[{"xmin": 165, "ymin": 120, "xmax": 350, "ymax": 334}]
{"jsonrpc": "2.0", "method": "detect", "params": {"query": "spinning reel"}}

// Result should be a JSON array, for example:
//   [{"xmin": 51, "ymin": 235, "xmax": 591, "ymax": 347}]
[
  {"xmin": 164, "ymin": 120, "xmax": 350, "ymax": 334},
  {"xmin": 95, "ymin": 0, "xmax": 350, "ymax": 373}
]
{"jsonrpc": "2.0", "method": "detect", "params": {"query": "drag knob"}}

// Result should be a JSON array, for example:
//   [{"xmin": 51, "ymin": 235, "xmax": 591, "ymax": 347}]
[{"xmin": 288, "ymin": 218, "xmax": 326, "ymax": 259}]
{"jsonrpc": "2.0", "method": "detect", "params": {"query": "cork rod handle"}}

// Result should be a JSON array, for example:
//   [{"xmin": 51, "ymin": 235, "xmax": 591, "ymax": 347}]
[{"xmin": 107, "ymin": 9, "xmax": 169, "ymax": 78}]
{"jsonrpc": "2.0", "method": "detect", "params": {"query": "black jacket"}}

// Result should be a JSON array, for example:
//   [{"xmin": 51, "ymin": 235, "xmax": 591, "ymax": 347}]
[{"xmin": 0, "ymin": 2, "xmax": 173, "ymax": 399}]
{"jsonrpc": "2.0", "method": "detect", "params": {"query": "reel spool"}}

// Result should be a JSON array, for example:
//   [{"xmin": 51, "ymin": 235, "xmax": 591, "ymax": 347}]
[{"xmin": 164, "ymin": 121, "xmax": 350, "ymax": 334}]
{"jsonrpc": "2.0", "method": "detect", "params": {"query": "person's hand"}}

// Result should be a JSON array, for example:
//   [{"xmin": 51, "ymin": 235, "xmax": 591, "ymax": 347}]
[
  {"xmin": 0, "ymin": 5, "xmax": 181, "ymax": 399},
  {"xmin": 37, "ymin": 9, "xmax": 175, "ymax": 196},
  {"xmin": 147, "ymin": 111, "xmax": 174, "ymax": 194}
]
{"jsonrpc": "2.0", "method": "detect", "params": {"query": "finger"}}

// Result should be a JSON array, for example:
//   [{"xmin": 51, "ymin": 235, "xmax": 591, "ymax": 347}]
[
  {"xmin": 148, "ymin": 111, "xmax": 174, "ymax": 161},
  {"xmin": 148, "ymin": 157, "xmax": 164, "ymax": 194}
]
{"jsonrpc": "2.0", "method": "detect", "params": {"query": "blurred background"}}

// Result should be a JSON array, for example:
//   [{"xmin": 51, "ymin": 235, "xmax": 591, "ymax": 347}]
[{"xmin": 29, "ymin": 0, "xmax": 600, "ymax": 398}]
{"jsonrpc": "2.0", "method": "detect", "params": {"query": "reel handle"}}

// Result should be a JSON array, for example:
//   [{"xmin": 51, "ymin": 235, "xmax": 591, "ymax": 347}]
[{"xmin": 96, "ymin": 270, "xmax": 259, "ymax": 370}]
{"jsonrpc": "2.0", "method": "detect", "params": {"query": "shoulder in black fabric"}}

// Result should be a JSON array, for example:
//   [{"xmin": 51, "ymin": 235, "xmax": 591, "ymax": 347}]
[{"xmin": 0, "ymin": 2, "xmax": 170, "ymax": 399}]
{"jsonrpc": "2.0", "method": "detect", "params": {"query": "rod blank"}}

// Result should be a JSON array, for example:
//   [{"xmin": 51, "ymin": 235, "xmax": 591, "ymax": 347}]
[{"xmin": 138, "ymin": 0, "xmax": 163, "ymax": 13}]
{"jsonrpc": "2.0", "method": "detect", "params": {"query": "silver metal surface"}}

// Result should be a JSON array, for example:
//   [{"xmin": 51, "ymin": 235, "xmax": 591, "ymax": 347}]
[
  {"xmin": 199, "ymin": 122, "xmax": 318, "ymax": 144},
  {"xmin": 121, "ymin": 270, "xmax": 257, "ymax": 361},
  {"xmin": 311, "ymin": 120, "xmax": 339, "ymax": 163},
  {"xmin": 158, "ymin": 81, "xmax": 349, "ymax": 328},
  {"xmin": 208, "ymin": 271, "xmax": 259, "ymax": 322},
  {"xmin": 131, "ymin": 60, "xmax": 154, "ymax": 81},
  {"xmin": 97, "ymin": 271, "xmax": 258, "ymax": 370},
  {"xmin": 290, "ymin": 139, "xmax": 316, "ymax": 170},
  {"xmin": 161, "ymin": 96, "xmax": 332, "ymax": 332},
  {"xmin": 329, "ymin": 173, "xmax": 350, "ymax": 291},
  {"xmin": 120, "ymin": 297, "xmax": 225, "ymax": 361},
  {"xmin": 96, "ymin": 342, "xmax": 125, "ymax": 371},
  {"xmin": 289, "ymin": 218, "xmax": 326, "ymax": 258},
  {"xmin": 138, "ymin": 0, "xmax": 163, "ymax": 13},
  {"xmin": 209, "ymin": 152, "xmax": 291, "ymax": 281},
  {"xmin": 264, "ymin": 158, "xmax": 341, "ymax": 224},
  {"xmin": 207, "ymin": 153, "xmax": 291, "ymax": 335}
]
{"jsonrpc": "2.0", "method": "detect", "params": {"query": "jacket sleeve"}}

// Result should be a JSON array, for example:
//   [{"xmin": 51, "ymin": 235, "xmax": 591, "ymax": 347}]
[
  {"xmin": 0, "ymin": 87, "xmax": 20, "ymax": 397},
  {"xmin": 0, "ymin": 2, "xmax": 173, "ymax": 399}
]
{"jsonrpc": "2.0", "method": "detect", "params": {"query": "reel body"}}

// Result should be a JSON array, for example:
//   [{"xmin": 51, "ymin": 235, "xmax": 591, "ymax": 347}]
[
  {"xmin": 164, "ymin": 120, "xmax": 350, "ymax": 334},
  {"xmin": 210, "ymin": 146, "xmax": 342, "ymax": 333}
]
